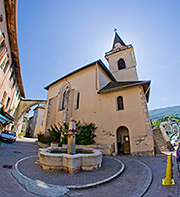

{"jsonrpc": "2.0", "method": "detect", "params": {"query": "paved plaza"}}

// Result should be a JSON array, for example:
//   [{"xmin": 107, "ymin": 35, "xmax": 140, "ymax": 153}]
[{"xmin": 0, "ymin": 138, "xmax": 179, "ymax": 196}]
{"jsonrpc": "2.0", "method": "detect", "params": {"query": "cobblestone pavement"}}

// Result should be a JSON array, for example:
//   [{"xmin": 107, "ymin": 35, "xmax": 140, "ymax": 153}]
[
  {"xmin": 1, "ymin": 138, "xmax": 180, "ymax": 197},
  {"xmin": 137, "ymin": 156, "xmax": 179, "ymax": 197},
  {"xmin": 67, "ymin": 156, "xmax": 149, "ymax": 197},
  {"xmin": 18, "ymin": 156, "xmax": 122, "ymax": 186},
  {"xmin": 0, "ymin": 138, "xmax": 38, "ymax": 197},
  {"xmin": 141, "ymin": 150, "xmax": 179, "ymax": 197}
]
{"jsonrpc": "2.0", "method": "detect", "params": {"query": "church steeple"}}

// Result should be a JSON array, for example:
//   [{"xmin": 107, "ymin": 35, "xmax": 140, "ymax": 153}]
[
  {"xmin": 113, "ymin": 32, "xmax": 126, "ymax": 49},
  {"xmin": 105, "ymin": 31, "xmax": 138, "ymax": 81}
]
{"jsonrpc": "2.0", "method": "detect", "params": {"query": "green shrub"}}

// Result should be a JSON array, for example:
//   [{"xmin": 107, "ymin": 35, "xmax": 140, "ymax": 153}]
[
  {"xmin": 60, "ymin": 121, "xmax": 97, "ymax": 145},
  {"xmin": 38, "ymin": 134, "xmax": 49, "ymax": 144},
  {"xmin": 47, "ymin": 123, "xmax": 62, "ymax": 145},
  {"xmin": 45, "ymin": 121, "xmax": 97, "ymax": 146},
  {"xmin": 60, "ymin": 123, "xmax": 68, "ymax": 145},
  {"xmin": 76, "ymin": 122, "xmax": 96, "ymax": 145}
]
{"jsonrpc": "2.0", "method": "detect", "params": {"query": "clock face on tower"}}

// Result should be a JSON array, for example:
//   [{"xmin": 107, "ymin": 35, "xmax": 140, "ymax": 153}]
[{"xmin": 115, "ymin": 42, "xmax": 120, "ymax": 47}]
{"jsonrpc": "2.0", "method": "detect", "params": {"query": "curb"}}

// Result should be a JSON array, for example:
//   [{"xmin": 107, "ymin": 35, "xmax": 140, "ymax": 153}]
[
  {"xmin": 12, "ymin": 155, "xmax": 125, "ymax": 193},
  {"xmin": 35, "ymin": 141, "xmax": 48, "ymax": 148},
  {"xmin": 66, "ymin": 157, "xmax": 125, "ymax": 189},
  {"xmin": 12, "ymin": 156, "xmax": 69, "ymax": 197},
  {"xmin": 132, "ymin": 159, "xmax": 153, "ymax": 197}
]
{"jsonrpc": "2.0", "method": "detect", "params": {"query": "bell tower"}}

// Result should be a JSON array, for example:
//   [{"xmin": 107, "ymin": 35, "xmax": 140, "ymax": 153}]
[{"xmin": 105, "ymin": 31, "xmax": 138, "ymax": 81}]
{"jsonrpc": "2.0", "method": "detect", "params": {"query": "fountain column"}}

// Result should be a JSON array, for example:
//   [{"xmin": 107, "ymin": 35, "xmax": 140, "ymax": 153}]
[{"xmin": 67, "ymin": 117, "xmax": 77, "ymax": 154}]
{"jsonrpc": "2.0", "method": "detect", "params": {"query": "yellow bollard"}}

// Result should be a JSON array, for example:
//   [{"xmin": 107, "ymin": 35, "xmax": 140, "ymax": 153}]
[{"xmin": 162, "ymin": 155, "xmax": 175, "ymax": 185}]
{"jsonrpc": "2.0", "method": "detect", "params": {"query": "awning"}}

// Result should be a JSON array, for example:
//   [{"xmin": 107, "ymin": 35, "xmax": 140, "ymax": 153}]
[
  {"xmin": 0, "ymin": 114, "xmax": 13, "ymax": 125},
  {"xmin": 0, "ymin": 107, "xmax": 14, "ymax": 125}
]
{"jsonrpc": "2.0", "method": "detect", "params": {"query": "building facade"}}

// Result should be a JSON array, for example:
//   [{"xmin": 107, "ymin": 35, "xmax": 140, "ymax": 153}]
[
  {"xmin": 0, "ymin": 0, "xmax": 25, "ymax": 131},
  {"xmin": 43, "ymin": 32, "xmax": 154, "ymax": 156},
  {"xmin": 30, "ymin": 105, "xmax": 45, "ymax": 137}
]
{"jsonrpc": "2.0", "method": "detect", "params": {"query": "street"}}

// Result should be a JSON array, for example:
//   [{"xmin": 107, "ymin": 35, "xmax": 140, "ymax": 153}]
[
  {"xmin": 0, "ymin": 138, "xmax": 180, "ymax": 197},
  {"xmin": 0, "ymin": 138, "xmax": 38, "ymax": 197}
]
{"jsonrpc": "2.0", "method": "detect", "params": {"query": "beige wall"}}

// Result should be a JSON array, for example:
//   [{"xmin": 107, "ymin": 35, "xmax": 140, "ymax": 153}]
[
  {"xmin": 31, "ymin": 107, "xmax": 45, "ymax": 137},
  {"xmin": 44, "ymin": 64, "xmax": 99, "ymax": 130},
  {"xmin": 97, "ymin": 66, "xmax": 111, "ymax": 89},
  {"xmin": 43, "ymin": 63, "xmax": 154, "ymax": 156},
  {"xmin": 94, "ymin": 85, "xmax": 153, "ymax": 155}
]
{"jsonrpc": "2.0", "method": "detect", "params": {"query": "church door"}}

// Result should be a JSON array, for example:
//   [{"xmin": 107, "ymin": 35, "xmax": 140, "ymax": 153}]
[
  {"xmin": 117, "ymin": 126, "xmax": 130, "ymax": 155},
  {"xmin": 123, "ymin": 135, "xmax": 130, "ymax": 154}
]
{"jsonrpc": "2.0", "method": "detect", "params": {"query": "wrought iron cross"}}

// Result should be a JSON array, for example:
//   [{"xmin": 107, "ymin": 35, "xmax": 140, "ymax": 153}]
[{"xmin": 113, "ymin": 28, "xmax": 117, "ymax": 33}]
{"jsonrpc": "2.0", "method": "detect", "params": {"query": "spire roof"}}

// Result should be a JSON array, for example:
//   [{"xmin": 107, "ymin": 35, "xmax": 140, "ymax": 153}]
[{"xmin": 113, "ymin": 32, "xmax": 126, "ymax": 49}]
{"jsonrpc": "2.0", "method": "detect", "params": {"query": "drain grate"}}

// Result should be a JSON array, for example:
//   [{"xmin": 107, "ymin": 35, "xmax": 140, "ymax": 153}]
[
  {"xmin": 3, "ymin": 164, "xmax": 13, "ymax": 169},
  {"xmin": 13, "ymin": 151, "xmax": 22, "ymax": 154}
]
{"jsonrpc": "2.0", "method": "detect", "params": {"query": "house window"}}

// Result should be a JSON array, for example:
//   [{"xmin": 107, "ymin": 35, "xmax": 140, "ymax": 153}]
[
  {"xmin": 2, "ymin": 32, "xmax": 5, "ymax": 38},
  {"xmin": 5, "ymin": 97, "xmax": 10, "ymax": 109},
  {"xmin": 1, "ymin": 91, "xmax": 7, "ymax": 104},
  {"xmin": 0, "ymin": 31, "xmax": 4, "ymax": 44},
  {"xmin": 118, "ymin": 58, "xmax": 126, "ymax": 70},
  {"xmin": 0, "ymin": 49, "xmax": 7, "ymax": 69},
  {"xmin": 0, "ymin": 31, "xmax": 8, "ymax": 71},
  {"xmin": 3, "ymin": 59, "xmax": 9, "ymax": 73},
  {"xmin": 12, "ymin": 79, "xmax": 15, "ymax": 87},
  {"xmin": 9, "ymin": 71, "xmax": 13, "ymax": 80},
  {"xmin": 117, "ymin": 96, "xmax": 124, "ymax": 110},
  {"xmin": 75, "ymin": 92, "xmax": 80, "ymax": 109},
  {"xmin": 0, "ymin": 14, "xmax": 3, "ymax": 23}
]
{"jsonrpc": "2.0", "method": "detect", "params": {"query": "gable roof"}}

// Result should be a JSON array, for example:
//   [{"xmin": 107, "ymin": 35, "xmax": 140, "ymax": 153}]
[
  {"xmin": 98, "ymin": 80, "xmax": 151, "ymax": 102},
  {"xmin": 44, "ymin": 59, "xmax": 116, "ymax": 90}
]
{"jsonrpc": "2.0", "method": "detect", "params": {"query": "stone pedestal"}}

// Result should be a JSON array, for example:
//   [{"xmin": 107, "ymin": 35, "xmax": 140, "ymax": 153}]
[
  {"xmin": 67, "ymin": 117, "xmax": 76, "ymax": 154},
  {"xmin": 67, "ymin": 133, "xmax": 76, "ymax": 154}
]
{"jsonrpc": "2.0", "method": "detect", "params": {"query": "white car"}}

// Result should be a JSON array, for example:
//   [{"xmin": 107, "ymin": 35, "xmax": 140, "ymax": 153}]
[{"xmin": 0, "ymin": 130, "xmax": 16, "ymax": 143}]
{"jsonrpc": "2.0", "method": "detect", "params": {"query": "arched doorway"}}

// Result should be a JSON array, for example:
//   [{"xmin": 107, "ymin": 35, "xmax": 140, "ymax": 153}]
[{"xmin": 117, "ymin": 126, "xmax": 130, "ymax": 154}]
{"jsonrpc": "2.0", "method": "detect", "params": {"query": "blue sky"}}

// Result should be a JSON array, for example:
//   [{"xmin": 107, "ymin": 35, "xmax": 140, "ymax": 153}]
[{"xmin": 17, "ymin": 0, "xmax": 180, "ymax": 110}]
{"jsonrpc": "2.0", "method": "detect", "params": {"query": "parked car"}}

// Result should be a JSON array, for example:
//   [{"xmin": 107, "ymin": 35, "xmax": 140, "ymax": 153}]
[
  {"xmin": 176, "ymin": 142, "xmax": 180, "ymax": 172},
  {"xmin": 0, "ymin": 130, "xmax": 16, "ymax": 143}
]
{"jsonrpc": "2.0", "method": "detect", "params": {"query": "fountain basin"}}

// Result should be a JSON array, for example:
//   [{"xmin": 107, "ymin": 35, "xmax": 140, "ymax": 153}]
[{"xmin": 39, "ymin": 147, "xmax": 102, "ymax": 173}]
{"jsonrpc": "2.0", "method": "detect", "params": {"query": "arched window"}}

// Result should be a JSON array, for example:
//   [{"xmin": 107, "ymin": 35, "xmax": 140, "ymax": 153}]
[
  {"xmin": 58, "ymin": 81, "xmax": 71, "ymax": 111},
  {"xmin": 75, "ymin": 92, "xmax": 80, "ymax": 109},
  {"xmin": 118, "ymin": 58, "xmax": 126, "ymax": 70},
  {"xmin": 61, "ymin": 91, "xmax": 66, "ymax": 110},
  {"xmin": 117, "ymin": 96, "xmax": 124, "ymax": 110}
]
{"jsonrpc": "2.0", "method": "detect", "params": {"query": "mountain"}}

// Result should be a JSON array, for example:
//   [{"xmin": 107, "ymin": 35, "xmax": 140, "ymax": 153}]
[{"xmin": 149, "ymin": 105, "xmax": 180, "ymax": 120}]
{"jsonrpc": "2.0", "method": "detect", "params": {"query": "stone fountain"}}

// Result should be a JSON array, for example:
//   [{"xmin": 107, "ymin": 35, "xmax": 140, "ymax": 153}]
[{"xmin": 39, "ymin": 118, "xmax": 102, "ymax": 173}]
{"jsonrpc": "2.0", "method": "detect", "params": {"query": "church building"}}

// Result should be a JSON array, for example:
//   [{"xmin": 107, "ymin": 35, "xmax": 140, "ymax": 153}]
[{"xmin": 43, "ymin": 32, "xmax": 154, "ymax": 156}]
